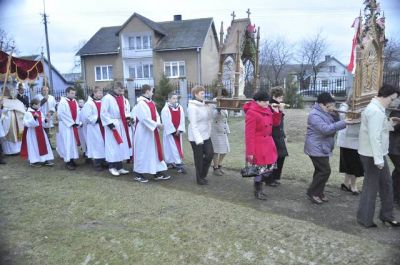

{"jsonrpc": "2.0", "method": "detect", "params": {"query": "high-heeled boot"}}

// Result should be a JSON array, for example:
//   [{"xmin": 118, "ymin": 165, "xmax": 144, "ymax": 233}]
[{"xmin": 254, "ymin": 181, "xmax": 267, "ymax": 200}]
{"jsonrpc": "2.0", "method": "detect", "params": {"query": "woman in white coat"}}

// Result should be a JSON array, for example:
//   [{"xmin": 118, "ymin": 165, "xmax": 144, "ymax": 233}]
[{"xmin": 188, "ymin": 85, "xmax": 213, "ymax": 185}]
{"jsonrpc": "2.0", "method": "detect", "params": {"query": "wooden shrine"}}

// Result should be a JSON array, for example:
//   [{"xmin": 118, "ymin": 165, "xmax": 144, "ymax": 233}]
[
  {"xmin": 214, "ymin": 9, "xmax": 260, "ymax": 110},
  {"xmin": 347, "ymin": 0, "xmax": 386, "ymax": 119}
]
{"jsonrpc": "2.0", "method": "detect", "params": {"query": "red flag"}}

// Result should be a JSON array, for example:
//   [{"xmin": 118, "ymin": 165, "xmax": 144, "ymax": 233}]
[{"xmin": 347, "ymin": 17, "xmax": 361, "ymax": 73}]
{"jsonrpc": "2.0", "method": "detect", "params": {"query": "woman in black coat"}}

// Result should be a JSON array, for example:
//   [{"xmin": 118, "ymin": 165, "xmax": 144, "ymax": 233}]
[{"xmin": 266, "ymin": 88, "xmax": 288, "ymax": 187}]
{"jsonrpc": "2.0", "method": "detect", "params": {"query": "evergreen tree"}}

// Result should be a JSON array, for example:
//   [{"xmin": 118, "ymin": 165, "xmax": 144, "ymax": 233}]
[{"xmin": 154, "ymin": 75, "xmax": 175, "ymax": 112}]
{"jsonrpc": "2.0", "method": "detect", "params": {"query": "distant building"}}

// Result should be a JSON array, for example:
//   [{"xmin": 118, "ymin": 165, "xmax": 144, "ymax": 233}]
[
  {"xmin": 76, "ymin": 13, "xmax": 220, "ymax": 90},
  {"xmin": 62, "ymin": 72, "xmax": 82, "ymax": 83}
]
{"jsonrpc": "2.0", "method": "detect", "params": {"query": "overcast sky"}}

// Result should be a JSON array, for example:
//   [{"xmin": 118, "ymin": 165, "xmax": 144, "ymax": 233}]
[{"xmin": 1, "ymin": 0, "xmax": 399, "ymax": 74}]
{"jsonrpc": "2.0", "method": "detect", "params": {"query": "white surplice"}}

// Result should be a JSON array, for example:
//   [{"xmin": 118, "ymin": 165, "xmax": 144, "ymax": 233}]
[
  {"xmin": 82, "ymin": 97, "xmax": 105, "ymax": 159},
  {"xmin": 161, "ymin": 102, "xmax": 185, "ymax": 164},
  {"xmin": 56, "ymin": 97, "xmax": 80, "ymax": 162},
  {"xmin": 100, "ymin": 93, "xmax": 131, "ymax": 163},
  {"xmin": 23, "ymin": 108, "xmax": 54, "ymax": 163},
  {"xmin": 34, "ymin": 94, "xmax": 57, "ymax": 128},
  {"xmin": 133, "ymin": 96, "xmax": 167, "ymax": 174}
]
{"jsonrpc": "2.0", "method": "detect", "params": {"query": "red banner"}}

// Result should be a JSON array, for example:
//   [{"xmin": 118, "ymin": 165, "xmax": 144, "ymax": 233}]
[{"xmin": 0, "ymin": 51, "xmax": 44, "ymax": 81}]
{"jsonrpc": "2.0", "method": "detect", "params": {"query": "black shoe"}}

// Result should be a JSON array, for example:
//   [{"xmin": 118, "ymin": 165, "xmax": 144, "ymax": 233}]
[
  {"xmin": 267, "ymin": 181, "xmax": 279, "ymax": 187},
  {"xmin": 44, "ymin": 161, "xmax": 54, "ymax": 166},
  {"xmin": 30, "ymin": 162, "xmax": 42, "ymax": 168},
  {"xmin": 341, "ymin": 183, "xmax": 351, "ymax": 192},
  {"xmin": 381, "ymin": 220, "xmax": 400, "ymax": 227},
  {"xmin": 306, "ymin": 193, "xmax": 323, "ymax": 204},
  {"xmin": 358, "ymin": 221, "xmax": 377, "ymax": 228},
  {"xmin": 197, "ymin": 178, "xmax": 208, "ymax": 185},
  {"xmin": 65, "ymin": 162, "xmax": 76, "ymax": 170},
  {"xmin": 70, "ymin": 160, "xmax": 77, "ymax": 167}
]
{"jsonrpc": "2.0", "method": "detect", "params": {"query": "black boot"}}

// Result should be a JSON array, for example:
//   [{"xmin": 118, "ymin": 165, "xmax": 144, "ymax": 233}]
[{"xmin": 254, "ymin": 181, "xmax": 267, "ymax": 200}]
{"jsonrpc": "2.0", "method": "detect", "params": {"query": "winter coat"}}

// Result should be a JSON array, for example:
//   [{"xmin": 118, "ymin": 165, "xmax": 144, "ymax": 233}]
[
  {"xmin": 244, "ymin": 100, "xmax": 282, "ymax": 166},
  {"xmin": 269, "ymin": 98, "xmax": 288, "ymax": 157},
  {"xmin": 187, "ymin": 99, "xmax": 212, "ymax": 145},
  {"xmin": 389, "ymin": 104, "xmax": 400, "ymax": 155},
  {"xmin": 210, "ymin": 106, "xmax": 230, "ymax": 154},
  {"xmin": 304, "ymin": 103, "xmax": 346, "ymax": 157}
]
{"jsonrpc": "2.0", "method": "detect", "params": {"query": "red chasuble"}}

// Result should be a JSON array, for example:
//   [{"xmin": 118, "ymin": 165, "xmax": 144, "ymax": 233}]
[
  {"xmin": 67, "ymin": 98, "xmax": 81, "ymax": 146},
  {"xmin": 114, "ymin": 95, "xmax": 131, "ymax": 148},
  {"xmin": 20, "ymin": 111, "xmax": 48, "ymax": 159},
  {"xmin": 145, "ymin": 101, "xmax": 163, "ymax": 161},
  {"xmin": 169, "ymin": 106, "xmax": 184, "ymax": 159},
  {"xmin": 94, "ymin": 100, "xmax": 105, "ymax": 140}
]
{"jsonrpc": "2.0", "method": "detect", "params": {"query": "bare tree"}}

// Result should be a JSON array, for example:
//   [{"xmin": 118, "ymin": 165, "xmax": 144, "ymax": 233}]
[
  {"xmin": 71, "ymin": 40, "xmax": 87, "ymax": 73},
  {"xmin": 298, "ymin": 31, "xmax": 328, "ymax": 89},
  {"xmin": 384, "ymin": 37, "xmax": 400, "ymax": 71},
  {"xmin": 259, "ymin": 37, "xmax": 292, "ymax": 86},
  {"xmin": 0, "ymin": 28, "xmax": 18, "ymax": 54}
]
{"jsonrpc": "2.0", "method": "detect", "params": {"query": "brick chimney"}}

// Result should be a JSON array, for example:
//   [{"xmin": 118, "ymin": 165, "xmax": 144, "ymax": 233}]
[{"xmin": 174, "ymin": 15, "xmax": 182, "ymax": 21}]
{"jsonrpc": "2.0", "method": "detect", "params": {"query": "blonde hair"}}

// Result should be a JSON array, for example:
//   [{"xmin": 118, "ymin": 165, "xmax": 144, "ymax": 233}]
[{"xmin": 191, "ymin": 85, "xmax": 205, "ymax": 98}]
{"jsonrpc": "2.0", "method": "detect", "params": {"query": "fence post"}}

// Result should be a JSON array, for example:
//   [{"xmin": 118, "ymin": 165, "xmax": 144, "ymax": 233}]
[
  {"xmin": 126, "ymin": 81, "xmax": 136, "ymax": 107},
  {"xmin": 179, "ymin": 79, "xmax": 188, "ymax": 116}
]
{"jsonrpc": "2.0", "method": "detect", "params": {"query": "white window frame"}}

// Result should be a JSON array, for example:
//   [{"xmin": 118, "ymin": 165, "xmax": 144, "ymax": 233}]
[
  {"xmin": 127, "ymin": 34, "xmax": 152, "ymax": 51},
  {"xmin": 164, "ymin": 61, "xmax": 186, "ymax": 78},
  {"xmin": 128, "ymin": 64, "xmax": 153, "ymax": 79},
  {"xmin": 329, "ymin": 66, "xmax": 336, "ymax": 73},
  {"xmin": 95, "ymin": 65, "xmax": 113, "ymax": 81}
]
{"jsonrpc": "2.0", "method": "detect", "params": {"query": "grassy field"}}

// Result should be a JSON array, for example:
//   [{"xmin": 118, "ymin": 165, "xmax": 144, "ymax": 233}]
[{"xmin": 0, "ymin": 109, "xmax": 399, "ymax": 264}]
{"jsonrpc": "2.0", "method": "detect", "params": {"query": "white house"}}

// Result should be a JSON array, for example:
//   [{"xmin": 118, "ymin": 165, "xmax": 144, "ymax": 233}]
[{"xmin": 308, "ymin": 55, "xmax": 351, "ymax": 92}]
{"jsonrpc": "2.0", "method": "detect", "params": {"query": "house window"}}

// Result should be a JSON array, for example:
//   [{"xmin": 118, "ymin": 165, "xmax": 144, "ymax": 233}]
[
  {"xmin": 95, "ymin": 65, "xmax": 113, "ymax": 81},
  {"xmin": 336, "ymin": 79, "xmax": 343, "ymax": 88},
  {"xmin": 329, "ymin": 66, "xmax": 336, "ymax": 73},
  {"xmin": 128, "ymin": 35, "xmax": 152, "ymax": 50},
  {"xmin": 128, "ymin": 64, "xmax": 153, "ymax": 79},
  {"xmin": 128, "ymin": 37, "xmax": 135, "ymax": 49},
  {"xmin": 164, "ymin": 61, "xmax": 185, "ymax": 78},
  {"xmin": 321, "ymin": 80, "xmax": 328, "ymax": 89}
]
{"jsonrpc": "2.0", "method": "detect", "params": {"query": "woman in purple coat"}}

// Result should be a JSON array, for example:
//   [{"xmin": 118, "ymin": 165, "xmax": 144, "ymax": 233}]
[{"xmin": 304, "ymin": 93, "xmax": 354, "ymax": 204}]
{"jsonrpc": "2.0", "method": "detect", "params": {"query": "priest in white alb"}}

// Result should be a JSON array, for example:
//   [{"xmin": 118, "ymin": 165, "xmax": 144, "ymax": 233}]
[
  {"xmin": 34, "ymin": 86, "xmax": 56, "ymax": 137},
  {"xmin": 82, "ymin": 87, "xmax": 106, "ymax": 171},
  {"xmin": 56, "ymin": 87, "xmax": 80, "ymax": 170},
  {"xmin": 133, "ymin": 85, "xmax": 171, "ymax": 183},
  {"xmin": 161, "ymin": 92, "xmax": 186, "ymax": 174},
  {"xmin": 100, "ymin": 82, "xmax": 131, "ymax": 176},
  {"xmin": 20, "ymin": 98, "xmax": 54, "ymax": 167}
]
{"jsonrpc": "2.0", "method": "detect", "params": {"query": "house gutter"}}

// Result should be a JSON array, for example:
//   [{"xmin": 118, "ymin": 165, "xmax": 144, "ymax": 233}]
[{"xmin": 197, "ymin": 47, "xmax": 202, "ymax": 83}]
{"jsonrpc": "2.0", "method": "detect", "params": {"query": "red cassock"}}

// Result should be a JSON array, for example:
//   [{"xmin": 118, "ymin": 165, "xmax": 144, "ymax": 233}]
[{"xmin": 243, "ymin": 100, "xmax": 281, "ymax": 166}]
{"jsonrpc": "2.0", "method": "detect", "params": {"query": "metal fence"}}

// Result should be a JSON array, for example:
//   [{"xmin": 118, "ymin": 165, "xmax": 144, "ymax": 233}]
[
  {"xmin": 383, "ymin": 71, "xmax": 400, "ymax": 89},
  {"xmin": 296, "ymin": 77, "xmax": 348, "ymax": 98}
]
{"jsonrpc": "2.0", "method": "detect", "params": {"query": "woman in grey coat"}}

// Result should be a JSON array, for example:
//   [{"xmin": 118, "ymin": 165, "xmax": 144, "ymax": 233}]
[
  {"xmin": 210, "ymin": 89, "xmax": 230, "ymax": 176},
  {"xmin": 304, "ymin": 93, "xmax": 353, "ymax": 204}
]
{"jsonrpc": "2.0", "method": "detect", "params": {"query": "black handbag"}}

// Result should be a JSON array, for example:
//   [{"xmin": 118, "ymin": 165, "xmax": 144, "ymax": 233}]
[{"xmin": 240, "ymin": 163, "xmax": 259, "ymax": 178}]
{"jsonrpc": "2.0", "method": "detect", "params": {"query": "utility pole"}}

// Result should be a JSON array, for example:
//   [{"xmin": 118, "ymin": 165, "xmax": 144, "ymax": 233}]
[{"xmin": 42, "ymin": 0, "xmax": 54, "ymax": 93}]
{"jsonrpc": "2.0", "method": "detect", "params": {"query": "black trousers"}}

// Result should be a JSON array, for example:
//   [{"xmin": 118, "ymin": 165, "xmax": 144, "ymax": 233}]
[
  {"xmin": 109, "ymin": 161, "xmax": 123, "ymax": 170},
  {"xmin": 389, "ymin": 154, "xmax": 400, "ymax": 203},
  {"xmin": 190, "ymin": 138, "xmax": 214, "ymax": 181},
  {"xmin": 307, "ymin": 156, "xmax": 331, "ymax": 196},
  {"xmin": 270, "ymin": 156, "xmax": 286, "ymax": 180}
]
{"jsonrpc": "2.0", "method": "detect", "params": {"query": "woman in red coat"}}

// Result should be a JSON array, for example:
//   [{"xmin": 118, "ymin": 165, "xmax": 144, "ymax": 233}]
[{"xmin": 244, "ymin": 91, "xmax": 282, "ymax": 200}]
